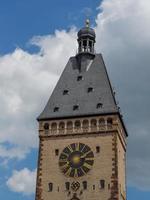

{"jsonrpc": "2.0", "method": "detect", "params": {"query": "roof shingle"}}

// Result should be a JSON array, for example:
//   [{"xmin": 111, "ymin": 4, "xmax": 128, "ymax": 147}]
[{"xmin": 38, "ymin": 53, "xmax": 119, "ymax": 120}]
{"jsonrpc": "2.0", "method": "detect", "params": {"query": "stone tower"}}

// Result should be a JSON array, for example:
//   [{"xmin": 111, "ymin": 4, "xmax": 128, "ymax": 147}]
[{"xmin": 35, "ymin": 20, "xmax": 128, "ymax": 200}]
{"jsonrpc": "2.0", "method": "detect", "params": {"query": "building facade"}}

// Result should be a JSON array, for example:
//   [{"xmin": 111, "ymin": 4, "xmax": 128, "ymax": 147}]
[{"xmin": 35, "ymin": 20, "xmax": 128, "ymax": 200}]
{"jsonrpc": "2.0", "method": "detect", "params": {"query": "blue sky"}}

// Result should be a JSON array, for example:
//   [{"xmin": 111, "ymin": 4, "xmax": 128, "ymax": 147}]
[
  {"xmin": 0, "ymin": 0, "xmax": 99, "ymax": 54},
  {"xmin": 0, "ymin": 0, "xmax": 150, "ymax": 200}
]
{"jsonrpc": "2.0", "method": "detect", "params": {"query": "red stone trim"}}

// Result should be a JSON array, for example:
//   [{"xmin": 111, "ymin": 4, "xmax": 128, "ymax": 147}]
[
  {"xmin": 35, "ymin": 139, "xmax": 44, "ymax": 200},
  {"xmin": 109, "ymin": 133, "xmax": 119, "ymax": 200}
]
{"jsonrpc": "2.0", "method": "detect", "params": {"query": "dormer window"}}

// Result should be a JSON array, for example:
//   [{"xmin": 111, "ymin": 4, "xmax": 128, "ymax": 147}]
[
  {"xmin": 73, "ymin": 105, "xmax": 79, "ymax": 111},
  {"xmin": 96, "ymin": 103, "xmax": 103, "ymax": 109},
  {"xmin": 63, "ymin": 90, "xmax": 69, "ymax": 95},
  {"xmin": 77, "ymin": 76, "xmax": 83, "ymax": 81},
  {"xmin": 87, "ymin": 87, "xmax": 93, "ymax": 93},
  {"xmin": 54, "ymin": 107, "xmax": 59, "ymax": 112}
]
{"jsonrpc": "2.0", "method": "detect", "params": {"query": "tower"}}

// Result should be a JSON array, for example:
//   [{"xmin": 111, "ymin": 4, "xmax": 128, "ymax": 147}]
[{"xmin": 35, "ymin": 20, "xmax": 128, "ymax": 200}]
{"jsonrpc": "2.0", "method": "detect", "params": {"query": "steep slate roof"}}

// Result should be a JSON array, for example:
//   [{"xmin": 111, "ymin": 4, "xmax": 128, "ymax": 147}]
[{"xmin": 38, "ymin": 53, "xmax": 119, "ymax": 120}]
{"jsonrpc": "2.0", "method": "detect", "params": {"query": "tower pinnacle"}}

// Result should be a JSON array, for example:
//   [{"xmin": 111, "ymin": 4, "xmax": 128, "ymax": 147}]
[
  {"xmin": 77, "ymin": 20, "xmax": 96, "ymax": 55},
  {"xmin": 85, "ymin": 19, "xmax": 90, "ymax": 28}
]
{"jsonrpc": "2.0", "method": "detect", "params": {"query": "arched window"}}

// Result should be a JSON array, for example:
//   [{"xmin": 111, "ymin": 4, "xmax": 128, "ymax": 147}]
[
  {"xmin": 48, "ymin": 182, "xmax": 53, "ymax": 192},
  {"xmin": 99, "ymin": 118, "xmax": 105, "ymax": 125},
  {"xmin": 59, "ymin": 122, "xmax": 65, "ymax": 130},
  {"xmin": 82, "ymin": 120, "xmax": 89, "ymax": 132},
  {"xmin": 74, "ymin": 120, "xmax": 81, "ymax": 128},
  {"xmin": 99, "ymin": 118, "xmax": 105, "ymax": 130},
  {"xmin": 100, "ymin": 180, "xmax": 105, "ymax": 189},
  {"xmin": 83, "ymin": 40, "xmax": 87, "ymax": 51},
  {"xmin": 51, "ymin": 122, "xmax": 57, "ymax": 132},
  {"xmin": 82, "ymin": 181, "xmax": 87, "ymax": 190},
  {"xmin": 65, "ymin": 182, "xmax": 70, "ymax": 190},
  {"xmin": 96, "ymin": 146, "xmax": 100, "ymax": 153},
  {"xmin": 44, "ymin": 123, "xmax": 49, "ymax": 130},
  {"xmin": 67, "ymin": 121, "xmax": 73, "ymax": 130},
  {"xmin": 59, "ymin": 122, "xmax": 65, "ymax": 134},
  {"xmin": 107, "ymin": 118, "xmax": 113, "ymax": 125},
  {"xmin": 91, "ymin": 119, "xmax": 97, "ymax": 128}
]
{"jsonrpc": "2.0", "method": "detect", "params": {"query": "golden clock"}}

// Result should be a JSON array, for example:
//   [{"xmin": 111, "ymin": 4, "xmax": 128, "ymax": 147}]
[{"xmin": 59, "ymin": 143, "xmax": 94, "ymax": 177}]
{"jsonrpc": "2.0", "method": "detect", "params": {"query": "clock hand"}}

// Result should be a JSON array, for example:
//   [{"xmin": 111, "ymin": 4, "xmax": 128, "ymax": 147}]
[{"xmin": 80, "ymin": 155, "xmax": 86, "ymax": 158}]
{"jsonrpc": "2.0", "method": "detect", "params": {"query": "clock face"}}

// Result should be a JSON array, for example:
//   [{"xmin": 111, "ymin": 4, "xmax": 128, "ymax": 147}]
[{"xmin": 59, "ymin": 143, "xmax": 94, "ymax": 177}]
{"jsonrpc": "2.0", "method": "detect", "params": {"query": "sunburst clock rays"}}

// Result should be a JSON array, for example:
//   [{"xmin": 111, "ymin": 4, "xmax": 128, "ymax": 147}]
[{"xmin": 59, "ymin": 143, "xmax": 94, "ymax": 177}]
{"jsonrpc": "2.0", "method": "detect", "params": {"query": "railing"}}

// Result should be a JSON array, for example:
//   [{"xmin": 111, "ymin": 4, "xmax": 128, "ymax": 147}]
[{"xmin": 41, "ymin": 124, "xmax": 119, "ymax": 136}]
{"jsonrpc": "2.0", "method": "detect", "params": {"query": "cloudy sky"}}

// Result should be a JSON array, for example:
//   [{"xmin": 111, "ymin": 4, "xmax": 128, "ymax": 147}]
[{"xmin": 0, "ymin": 0, "xmax": 150, "ymax": 199}]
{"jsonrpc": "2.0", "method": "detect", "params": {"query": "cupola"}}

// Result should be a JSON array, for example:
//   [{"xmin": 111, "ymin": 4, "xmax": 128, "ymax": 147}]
[{"xmin": 77, "ymin": 19, "xmax": 96, "ymax": 55}]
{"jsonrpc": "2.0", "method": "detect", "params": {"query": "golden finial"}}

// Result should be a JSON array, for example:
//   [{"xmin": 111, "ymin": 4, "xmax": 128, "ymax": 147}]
[{"xmin": 85, "ymin": 19, "xmax": 90, "ymax": 28}]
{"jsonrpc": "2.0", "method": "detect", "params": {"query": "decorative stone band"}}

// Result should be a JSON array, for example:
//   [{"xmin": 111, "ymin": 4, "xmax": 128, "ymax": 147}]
[{"xmin": 39, "ymin": 116, "xmax": 126, "ymax": 141}]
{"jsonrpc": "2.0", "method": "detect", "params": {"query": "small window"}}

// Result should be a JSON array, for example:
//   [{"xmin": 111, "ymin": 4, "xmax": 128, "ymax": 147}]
[
  {"xmin": 51, "ymin": 122, "xmax": 57, "ymax": 130},
  {"xmin": 93, "ymin": 185, "xmax": 95, "ymax": 190},
  {"xmin": 82, "ymin": 181, "xmax": 87, "ymax": 190},
  {"xmin": 54, "ymin": 107, "xmax": 59, "ymax": 112},
  {"xmin": 55, "ymin": 149, "xmax": 59, "ymax": 156},
  {"xmin": 44, "ymin": 123, "xmax": 49, "ymax": 130},
  {"xmin": 96, "ymin": 146, "xmax": 100, "ymax": 153},
  {"xmin": 73, "ymin": 105, "xmax": 79, "ymax": 111},
  {"xmin": 89, "ymin": 40, "xmax": 92, "ymax": 47},
  {"xmin": 63, "ymin": 90, "xmax": 69, "ymax": 95},
  {"xmin": 96, "ymin": 103, "xmax": 103, "ymax": 109},
  {"xmin": 99, "ymin": 118, "xmax": 105, "ymax": 125},
  {"xmin": 75, "ymin": 120, "xmax": 81, "ymax": 127},
  {"xmin": 83, "ymin": 120, "xmax": 89, "ymax": 128},
  {"xmin": 80, "ymin": 190, "xmax": 83, "ymax": 195},
  {"xmin": 87, "ymin": 87, "xmax": 93, "ymax": 93},
  {"xmin": 59, "ymin": 122, "xmax": 65, "ymax": 129},
  {"xmin": 67, "ymin": 121, "xmax": 73, "ymax": 130},
  {"xmin": 83, "ymin": 40, "xmax": 87, "ymax": 46},
  {"xmin": 65, "ymin": 182, "xmax": 70, "ymax": 191},
  {"xmin": 100, "ymin": 180, "xmax": 105, "ymax": 189},
  {"xmin": 107, "ymin": 118, "xmax": 113, "ymax": 125},
  {"xmin": 91, "ymin": 119, "xmax": 97, "ymax": 127},
  {"xmin": 79, "ymin": 41, "xmax": 82, "ymax": 48},
  {"xmin": 48, "ymin": 182, "xmax": 53, "ymax": 192},
  {"xmin": 108, "ymin": 184, "xmax": 110, "ymax": 190},
  {"xmin": 77, "ymin": 76, "xmax": 83, "ymax": 81}
]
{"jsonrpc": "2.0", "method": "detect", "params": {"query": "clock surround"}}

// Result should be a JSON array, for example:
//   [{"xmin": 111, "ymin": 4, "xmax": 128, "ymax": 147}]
[{"xmin": 59, "ymin": 143, "xmax": 94, "ymax": 178}]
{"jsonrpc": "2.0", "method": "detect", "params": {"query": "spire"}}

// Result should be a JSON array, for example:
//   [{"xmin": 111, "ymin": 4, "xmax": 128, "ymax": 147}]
[
  {"xmin": 77, "ymin": 20, "xmax": 96, "ymax": 55},
  {"xmin": 85, "ymin": 19, "xmax": 90, "ymax": 28}
]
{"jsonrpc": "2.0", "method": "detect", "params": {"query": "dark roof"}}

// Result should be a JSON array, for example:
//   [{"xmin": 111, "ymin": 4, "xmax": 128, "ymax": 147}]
[
  {"xmin": 38, "ymin": 53, "xmax": 119, "ymax": 121},
  {"xmin": 77, "ymin": 27, "xmax": 96, "ymax": 39}
]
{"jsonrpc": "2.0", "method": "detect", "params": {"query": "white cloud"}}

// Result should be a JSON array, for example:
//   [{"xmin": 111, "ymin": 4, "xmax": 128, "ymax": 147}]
[
  {"xmin": 0, "ymin": 28, "xmax": 77, "ymax": 160},
  {"xmin": 95, "ymin": 0, "xmax": 150, "ymax": 191},
  {"xmin": 1, "ymin": 0, "xmax": 150, "ymax": 192},
  {"xmin": 6, "ymin": 168, "xmax": 36, "ymax": 195}
]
